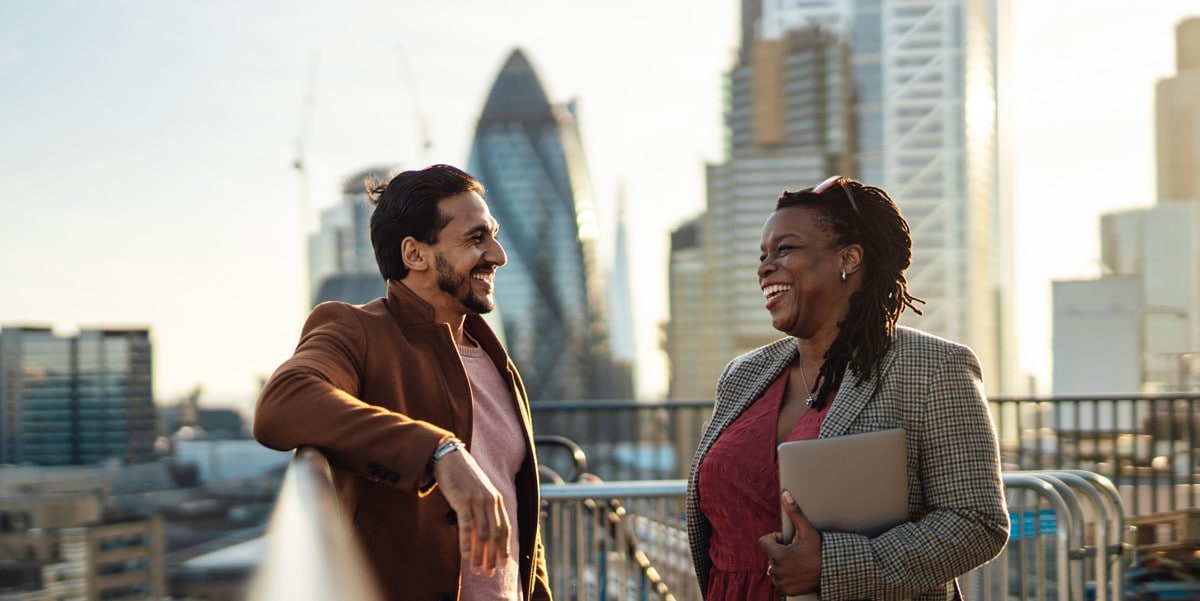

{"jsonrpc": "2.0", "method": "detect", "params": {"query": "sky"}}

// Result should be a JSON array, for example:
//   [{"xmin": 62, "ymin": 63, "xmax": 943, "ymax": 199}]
[{"xmin": 0, "ymin": 1, "xmax": 1196, "ymax": 415}]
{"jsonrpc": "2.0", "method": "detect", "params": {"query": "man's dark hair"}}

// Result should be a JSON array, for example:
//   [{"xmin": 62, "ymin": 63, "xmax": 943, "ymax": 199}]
[
  {"xmin": 775, "ymin": 179, "xmax": 924, "ymax": 408},
  {"xmin": 367, "ymin": 164, "xmax": 485, "ymax": 281}
]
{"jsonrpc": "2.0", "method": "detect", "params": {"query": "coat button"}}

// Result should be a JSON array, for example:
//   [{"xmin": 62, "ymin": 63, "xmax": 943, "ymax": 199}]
[{"xmin": 446, "ymin": 510, "xmax": 458, "ymax": 525}]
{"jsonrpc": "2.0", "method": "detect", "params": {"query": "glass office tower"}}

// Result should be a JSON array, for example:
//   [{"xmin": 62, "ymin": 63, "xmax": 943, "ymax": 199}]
[
  {"xmin": 0, "ymin": 326, "xmax": 155, "ymax": 465},
  {"xmin": 468, "ymin": 49, "xmax": 630, "ymax": 400}
]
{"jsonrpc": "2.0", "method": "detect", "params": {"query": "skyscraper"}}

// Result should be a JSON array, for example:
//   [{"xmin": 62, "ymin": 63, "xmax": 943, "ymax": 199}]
[
  {"xmin": 307, "ymin": 166, "xmax": 390, "ymax": 307},
  {"xmin": 761, "ymin": 0, "xmax": 1009, "ymax": 390},
  {"xmin": 1157, "ymin": 17, "xmax": 1200, "ymax": 203},
  {"xmin": 1055, "ymin": 17, "xmax": 1200, "ymax": 393},
  {"xmin": 666, "ymin": 23, "xmax": 856, "ymax": 400},
  {"xmin": 0, "ymin": 325, "xmax": 156, "ymax": 465},
  {"xmin": 468, "ymin": 49, "xmax": 631, "ymax": 400},
  {"xmin": 666, "ymin": 0, "xmax": 1011, "ymax": 397}
]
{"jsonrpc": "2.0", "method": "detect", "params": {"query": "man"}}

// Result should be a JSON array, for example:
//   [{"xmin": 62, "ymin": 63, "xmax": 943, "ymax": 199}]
[{"xmin": 254, "ymin": 164, "xmax": 552, "ymax": 601}]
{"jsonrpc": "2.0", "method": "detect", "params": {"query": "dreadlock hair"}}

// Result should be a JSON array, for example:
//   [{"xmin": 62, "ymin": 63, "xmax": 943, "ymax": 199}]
[{"xmin": 775, "ymin": 178, "xmax": 924, "ymax": 409}]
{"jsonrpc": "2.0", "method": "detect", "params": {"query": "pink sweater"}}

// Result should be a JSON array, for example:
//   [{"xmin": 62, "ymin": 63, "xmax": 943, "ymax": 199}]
[{"xmin": 458, "ymin": 341, "xmax": 526, "ymax": 600}]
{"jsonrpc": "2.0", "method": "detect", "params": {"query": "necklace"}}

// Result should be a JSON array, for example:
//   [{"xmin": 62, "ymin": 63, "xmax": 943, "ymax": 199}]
[{"xmin": 798, "ymin": 356, "xmax": 816, "ymax": 407}]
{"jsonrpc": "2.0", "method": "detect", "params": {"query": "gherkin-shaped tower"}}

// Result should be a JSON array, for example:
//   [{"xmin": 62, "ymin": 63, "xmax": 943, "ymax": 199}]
[{"xmin": 469, "ymin": 49, "xmax": 630, "ymax": 401}]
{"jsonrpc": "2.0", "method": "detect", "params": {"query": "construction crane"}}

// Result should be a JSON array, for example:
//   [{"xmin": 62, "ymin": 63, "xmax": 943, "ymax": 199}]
[
  {"xmin": 292, "ymin": 52, "xmax": 319, "ymax": 308},
  {"xmin": 395, "ymin": 45, "xmax": 432, "ymax": 164},
  {"xmin": 294, "ymin": 51, "xmax": 319, "ymax": 235}
]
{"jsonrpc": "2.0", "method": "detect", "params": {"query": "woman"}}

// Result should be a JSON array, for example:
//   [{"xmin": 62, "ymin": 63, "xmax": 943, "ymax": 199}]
[{"xmin": 685, "ymin": 176, "xmax": 1008, "ymax": 600}]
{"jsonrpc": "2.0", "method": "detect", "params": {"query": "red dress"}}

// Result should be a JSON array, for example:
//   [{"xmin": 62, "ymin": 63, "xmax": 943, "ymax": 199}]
[{"xmin": 698, "ymin": 371, "xmax": 833, "ymax": 600}]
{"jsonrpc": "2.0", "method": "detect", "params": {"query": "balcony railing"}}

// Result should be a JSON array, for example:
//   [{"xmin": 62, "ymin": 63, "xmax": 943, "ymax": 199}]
[
  {"xmin": 249, "ymin": 393, "xmax": 1200, "ymax": 600},
  {"xmin": 532, "ymin": 393, "xmax": 1200, "ymax": 514},
  {"xmin": 252, "ymin": 450, "xmax": 1135, "ymax": 601}
]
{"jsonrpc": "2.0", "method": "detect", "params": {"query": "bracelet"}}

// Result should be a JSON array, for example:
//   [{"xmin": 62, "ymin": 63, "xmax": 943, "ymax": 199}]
[{"xmin": 430, "ymin": 437, "xmax": 465, "ymax": 468}]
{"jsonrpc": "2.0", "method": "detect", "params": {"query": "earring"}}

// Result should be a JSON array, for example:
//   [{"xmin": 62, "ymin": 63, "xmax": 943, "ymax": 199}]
[{"xmin": 840, "ymin": 269, "xmax": 847, "ymax": 282}]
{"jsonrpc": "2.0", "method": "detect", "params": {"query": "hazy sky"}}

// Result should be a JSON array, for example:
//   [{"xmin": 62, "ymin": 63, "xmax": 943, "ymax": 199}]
[{"xmin": 1, "ymin": 1, "xmax": 1195, "ymax": 414}]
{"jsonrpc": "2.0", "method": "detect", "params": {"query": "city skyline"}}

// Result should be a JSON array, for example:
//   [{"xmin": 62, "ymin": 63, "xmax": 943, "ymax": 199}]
[{"xmin": 1, "ymin": 1, "xmax": 1196, "ymax": 413}]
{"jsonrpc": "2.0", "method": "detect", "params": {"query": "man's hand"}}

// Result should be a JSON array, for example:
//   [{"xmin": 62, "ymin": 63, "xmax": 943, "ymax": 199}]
[
  {"xmin": 432, "ymin": 449, "xmax": 510, "ymax": 576},
  {"xmin": 759, "ymin": 490, "xmax": 822, "ymax": 595}
]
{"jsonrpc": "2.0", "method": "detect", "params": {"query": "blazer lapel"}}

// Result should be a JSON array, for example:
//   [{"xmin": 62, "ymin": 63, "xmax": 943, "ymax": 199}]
[
  {"xmin": 819, "ymin": 344, "xmax": 899, "ymax": 438},
  {"xmin": 709, "ymin": 339, "xmax": 796, "ymax": 437}
]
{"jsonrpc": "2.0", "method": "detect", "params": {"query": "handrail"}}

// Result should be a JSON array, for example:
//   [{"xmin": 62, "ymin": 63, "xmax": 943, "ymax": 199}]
[
  {"xmin": 245, "ymin": 447, "xmax": 383, "ymax": 601},
  {"xmin": 541, "ymin": 480, "xmax": 691, "ymax": 601},
  {"xmin": 535, "ymin": 434, "xmax": 590, "ymax": 482}
]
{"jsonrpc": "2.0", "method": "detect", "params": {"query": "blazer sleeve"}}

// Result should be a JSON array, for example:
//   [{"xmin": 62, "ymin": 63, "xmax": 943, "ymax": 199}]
[
  {"xmin": 252, "ymin": 302, "xmax": 454, "ymax": 493},
  {"xmin": 817, "ymin": 344, "xmax": 1010, "ymax": 601}
]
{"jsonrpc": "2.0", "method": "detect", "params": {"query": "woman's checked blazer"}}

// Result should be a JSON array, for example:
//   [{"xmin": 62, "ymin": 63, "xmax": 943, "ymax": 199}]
[{"xmin": 685, "ymin": 326, "xmax": 1009, "ymax": 601}]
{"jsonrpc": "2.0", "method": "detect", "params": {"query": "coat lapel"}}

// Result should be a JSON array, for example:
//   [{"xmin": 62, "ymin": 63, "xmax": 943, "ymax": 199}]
[
  {"xmin": 819, "ymin": 342, "xmax": 900, "ymax": 437},
  {"xmin": 708, "ymin": 339, "xmax": 797, "ymax": 439}
]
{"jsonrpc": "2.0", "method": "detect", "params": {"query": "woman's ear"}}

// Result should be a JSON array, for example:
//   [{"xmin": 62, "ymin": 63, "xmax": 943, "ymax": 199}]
[
  {"xmin": 401, "ymin": 236, "xmax": 428, "ymax": 273},
  {"xmin": 841, "ymin": 244, "xmax": 864, "ymax": 275}
]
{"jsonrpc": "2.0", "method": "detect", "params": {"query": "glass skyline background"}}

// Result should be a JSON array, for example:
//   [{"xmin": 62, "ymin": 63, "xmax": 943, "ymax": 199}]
[{"xmin": 0, "ymin": 0, "xmax": 1196, "ymax": 413}]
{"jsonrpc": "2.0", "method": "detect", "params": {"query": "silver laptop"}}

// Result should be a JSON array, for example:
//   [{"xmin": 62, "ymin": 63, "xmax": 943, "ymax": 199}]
[{"xmin": 777, "ymin": 428, "xmax": 909, "ymax": 542}]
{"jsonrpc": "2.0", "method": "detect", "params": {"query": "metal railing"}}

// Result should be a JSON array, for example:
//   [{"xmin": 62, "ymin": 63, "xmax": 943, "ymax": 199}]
[
  {"xmin": 961, "ymin": 470, "xmax": 1130, "ymax": 601},
  {"xmin": 988, "ymin": 393, "xmax": 1200, "ymax": 515},
  {"xmin": 543, "ymin": 471, "xmax": 1130, "ymax": 601},
  {"xmin": 531, "ymin": 394, "xmax": 1200, "ymax": 513},
  {"xmin": 254, "ymin": 388, "xmax": 1200, "ymax": 601},
  {"xmin": 540, "ymin": 480, "xmax": 693, "ymax": 601},
  {"xmin": 246, "ymin": 447, "xmax": 383, "ymax": 601}
]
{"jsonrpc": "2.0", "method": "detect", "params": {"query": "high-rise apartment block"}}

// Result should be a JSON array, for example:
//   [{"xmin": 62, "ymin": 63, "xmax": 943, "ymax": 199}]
[
  {"xmin": 0, "ymin": 326, "xmax": 156, "ymax": 466},
  {"xmin": 469, "ymin": 49, "xmax": 632, "ymax": 401},
  {"xmin": 666, "ymin": 0, "xmax": 1009, "ymax": 397}
]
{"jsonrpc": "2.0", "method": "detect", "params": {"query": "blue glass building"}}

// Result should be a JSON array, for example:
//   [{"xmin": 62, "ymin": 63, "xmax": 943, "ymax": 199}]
[{"xmin": 468, "ymin": 49, "xmax": 631, "ymax": 401}]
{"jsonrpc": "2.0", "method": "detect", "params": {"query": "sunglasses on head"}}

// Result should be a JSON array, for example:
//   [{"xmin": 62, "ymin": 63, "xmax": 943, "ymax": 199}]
[{"xmin": 812, "ymin": 175, "xmax": 861, "ymax": 216}]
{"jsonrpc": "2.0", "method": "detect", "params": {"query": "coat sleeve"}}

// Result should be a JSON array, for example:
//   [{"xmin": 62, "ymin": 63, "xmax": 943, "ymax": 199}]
[
  {"xmin": 252, "ymin": 302, "xmax": 454, "ymax": 493},
  {"xmin": 530, "ymin": 532, "xmax": 553, "ymax": 601},
  {"xmin": 817, "ymin": 344, "xmax": 1010, "ymax": 601}
]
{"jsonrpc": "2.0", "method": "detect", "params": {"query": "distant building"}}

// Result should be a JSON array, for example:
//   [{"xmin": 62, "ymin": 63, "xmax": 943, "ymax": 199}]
[
  {"xmin": 0, "ymin": 472, "xmax": 165, "ymax": 600},
  {"xmin": 665, "ymin": 0, "xmax": 1012, "ymax": 397},
  {"xmin": 1051, "ymin": 278, "xmax": 1142, "ymax": 396},
  {"xmin": 1059, "ymin": 17, "xmax": 1200, "ymax": 393},
  {"xmin": 0, "ymin": 326, "xmax": 156, "ymax": 466},
  {"xmin": 1156, "ymin": 17, "xmax": 1200, "ymax": 203},
  {"xmin": 468, "ymin": 48, "xmax": 632, "ymax": 400},
  {"xmin": 763, "ymin": 0, "xmax": 1011, "ymax": 391},
  {"xmin": 172, "ymin": 438, "xmax": 289, "ymax": 485},
  {"xmin": 307, "ymin": 166, "xmax": 390, "ymax": 307},
  {"xmin": 606, "ymin": 192, "xmax": 638, "ymax": 396},
  {"xmin": 665, "ymin": 23, "xmax": 855, "ymax": 400}
]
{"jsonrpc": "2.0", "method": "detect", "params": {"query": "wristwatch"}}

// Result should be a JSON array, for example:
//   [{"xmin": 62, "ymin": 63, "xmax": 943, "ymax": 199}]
[{"xmin": 430, "ymin": 437, "xmax": 465, "ymax": 470}]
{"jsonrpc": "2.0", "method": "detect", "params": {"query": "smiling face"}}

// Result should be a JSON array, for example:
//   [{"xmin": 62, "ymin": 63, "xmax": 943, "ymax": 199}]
[
  {"xmin": 758, "ymin": 205, "xmax": 862, "ymax": 339},
  {"xmin": 424, "ymin": 191, "xmax": 506, "ymax": 316}
]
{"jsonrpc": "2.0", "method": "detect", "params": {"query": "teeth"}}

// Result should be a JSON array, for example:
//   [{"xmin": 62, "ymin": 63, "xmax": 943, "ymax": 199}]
[{"xmin": 761, "ymin": 284, "xmax": 790, "ymax": 298}]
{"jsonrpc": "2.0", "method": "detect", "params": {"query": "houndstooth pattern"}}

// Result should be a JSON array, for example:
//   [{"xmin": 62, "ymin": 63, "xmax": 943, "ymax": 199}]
[{"xmin": 685, "ymin": 326, "xmax": 1009, "ymax": 601}]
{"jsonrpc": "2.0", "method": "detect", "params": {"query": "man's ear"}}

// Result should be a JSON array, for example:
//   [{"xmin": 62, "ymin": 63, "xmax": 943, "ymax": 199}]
[
  {"xmin": 841, "ymin": 244, "xmax": 864, "ymax": 275},
  {"xmin": 401, "ymin": 236, "xmax": 429, "ymax": 273}
]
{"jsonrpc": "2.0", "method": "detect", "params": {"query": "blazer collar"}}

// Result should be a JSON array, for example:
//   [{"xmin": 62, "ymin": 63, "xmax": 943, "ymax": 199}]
[{"xmin": 384, "ymin": 279, "xmax": 439, "ymax": 325}]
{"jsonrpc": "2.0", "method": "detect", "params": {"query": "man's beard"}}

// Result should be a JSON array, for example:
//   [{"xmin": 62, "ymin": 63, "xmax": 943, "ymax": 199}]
[{"xmin": 436, "ymin": 253, "xmax": 494, "ymax": 314}]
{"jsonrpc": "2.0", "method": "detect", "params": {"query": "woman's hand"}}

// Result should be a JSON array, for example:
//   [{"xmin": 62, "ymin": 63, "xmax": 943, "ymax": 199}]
[{"xmin": 759, "ymin": 491, "xmax": 822, "ymax": 595}]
